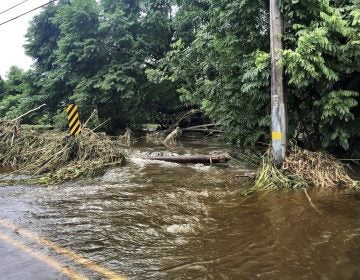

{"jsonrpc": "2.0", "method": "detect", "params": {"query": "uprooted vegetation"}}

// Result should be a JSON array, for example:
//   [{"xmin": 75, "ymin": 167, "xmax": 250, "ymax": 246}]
[
  {"xmin": 0, "ymin": 120, "xmax": 128, "ymax": 184},
  {"xmin": 1, "ymin": 112, "xmax": 359, "ymax": 191},
  {"xmin": 248, "ymin": 146, "xmax": 360, "ymax": 195}
]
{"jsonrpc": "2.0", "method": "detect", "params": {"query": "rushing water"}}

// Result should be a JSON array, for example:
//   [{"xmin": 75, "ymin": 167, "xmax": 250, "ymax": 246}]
[{"xmin": 0, "ymin": 138, "xmax": 360, "ymax": 279}]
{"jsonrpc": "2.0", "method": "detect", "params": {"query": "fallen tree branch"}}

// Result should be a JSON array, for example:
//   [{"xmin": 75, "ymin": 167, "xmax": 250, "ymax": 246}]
[
  {"xmin": 92, "ymin": 118, "xmax": 111, "ymax": 132},
  {"xmin": 167, "ymin": 109, "xmax": 200, "ymax": 132},
  {"xmin": 338, "ymin": 159, "xmax": 360, "ymax": 166},
  {"xmin": 11, "ymin": 104, "xmax": 46, "ymax": 122},
  {"xmin": 233, "ymin": 173, "xmax": 256, "ymax": 179},
  {"xmin": 82, "ymin": 109, "xmax": 97, "ymax": 128},
  {"xmin": 181, "ymin": 123, "xmax": 224, "ymax": 133},
  {"xmin": 183, "ymin": 129, "xmax": 225, "ymax": 133},
  {"xmin": 162, "ymin": 127, "xmax": 181, "ymax": 147},
  {"xmin": 181, "ymin": 123, "xmax": 220, "ymax": 130}
]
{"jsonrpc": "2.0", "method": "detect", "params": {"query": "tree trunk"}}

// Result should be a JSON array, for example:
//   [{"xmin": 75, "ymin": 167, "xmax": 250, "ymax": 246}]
[{"xmin": 146, "ymin": 154, "xmax": 230, "ymax": 164}]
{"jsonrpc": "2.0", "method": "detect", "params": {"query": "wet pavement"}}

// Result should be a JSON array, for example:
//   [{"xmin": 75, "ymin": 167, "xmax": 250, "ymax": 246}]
[{"xmin": 0, "ymin": 238, "xmax": 66, "ymax": 280}]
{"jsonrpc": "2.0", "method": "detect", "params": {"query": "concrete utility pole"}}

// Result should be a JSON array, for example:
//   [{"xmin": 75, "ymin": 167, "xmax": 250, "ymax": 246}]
[{"xmin": 270, "ymin": 0, "xmax": 287, "ymax": 167}]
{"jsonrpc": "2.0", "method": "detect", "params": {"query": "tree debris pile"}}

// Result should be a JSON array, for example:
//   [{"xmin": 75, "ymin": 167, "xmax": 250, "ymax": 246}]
[
  {"xmin": 0, "ymin": 122, "xmax": 126, "ymax": 184},
  {"xmin": 251, "ymin": 156, "xmax": 307, "ymax": 194},
  {"xmin": 250, "ymin": 147, "xmax": 359, "ymax": 194},
  {"xmin": 283, "ymin": 147, "xmax": 358, "ymax": 190}
]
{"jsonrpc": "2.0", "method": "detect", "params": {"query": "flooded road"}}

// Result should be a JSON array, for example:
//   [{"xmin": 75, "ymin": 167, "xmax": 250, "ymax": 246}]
[{"xmin": 0, "ymin": 139, "xmax": 360, "ymax": 279}]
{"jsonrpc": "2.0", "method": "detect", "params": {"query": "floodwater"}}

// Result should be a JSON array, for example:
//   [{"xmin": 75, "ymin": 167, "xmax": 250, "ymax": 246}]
[{"xmin": 0, "ymin": 137, "xmax": 360, "ymax": 279}]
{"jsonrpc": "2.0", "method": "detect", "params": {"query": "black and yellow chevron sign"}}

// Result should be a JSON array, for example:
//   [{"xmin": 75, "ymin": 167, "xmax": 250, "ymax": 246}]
[{"xmin": 66, "ymin": 102, "xmax": 81, "ymax": 136}]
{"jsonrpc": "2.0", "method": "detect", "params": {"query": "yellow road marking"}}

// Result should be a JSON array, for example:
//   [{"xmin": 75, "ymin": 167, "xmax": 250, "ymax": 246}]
[
  {"xmin": 0, "ymin": 232, "xmax": 87, "ymax": 280},
  {"xmin": 0, "ymin": 218, "xmax": 127, "ymax": 280}
]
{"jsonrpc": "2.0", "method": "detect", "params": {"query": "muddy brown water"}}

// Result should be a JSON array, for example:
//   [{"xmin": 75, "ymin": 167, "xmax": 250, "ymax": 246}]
[{"xmin": 0, "ymin": 137, "xmax": 360, "ymax": 279}]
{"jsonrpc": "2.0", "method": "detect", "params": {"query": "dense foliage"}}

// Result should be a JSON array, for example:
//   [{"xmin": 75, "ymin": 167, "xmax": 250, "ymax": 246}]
[
  {"xmin": 147, "ymin": 0, "xmax": 271, "ymax": 146},
  {"xmin": 282, "ymin": 0, "xmax": 360, "ymax": 154},
  {"xmin": 2, "ymin": 0, "xmax": 182, "ymax": 131},
  {"xmin": 150, "ymin": 0, "xmax": 360, "ymax": 155},
  {"xmin": 0, "ymin": 0, "xmax": 359, "ymax": 155}
]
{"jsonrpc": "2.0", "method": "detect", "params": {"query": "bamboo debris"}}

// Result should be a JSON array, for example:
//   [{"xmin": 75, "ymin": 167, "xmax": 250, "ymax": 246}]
[
  {"xmin": 10, "ymin": 104, "xmax": 46, "ymax": 122},
  {"xmin": 82, "ymin": 108, "xmax": 98, "ymax": 128},
  {"xmin": 249, "ymin": 152, "xmax": 307, "ymax": 195},
  {"xmin": 284, "ymin": 146, "xmax": 358, "ymax": 190},
  {"xmin": 34, "ymin": 160, "xmax": 122, "ymax": 184},
  {"xmin": 145, "ymin": 108, "xmax": 222, "ymax": 147},
  {"xmin": 145, "ymin": 128, "xmax": 181, "ymax": 147},
  {"xmin": 146, "ymin": 123, "xmax": 223, "ymax": 147},
  {"xmin": 248, "ymin": 146, "xmax": 359, "ymax": 196},
  {"xmin": 162, "ymin": 127, "xmax": 181, "ymax": 147},
  {"xmin": 145, "ymin": 130, "xmax": 166, "ymax": 145},
  {"xmin": 0, "ymin": 120, "xmax": 127, "ymax": 184},
  {"xmin": 181, "ymin": 123, "xmax": 224, "ymax": 133},
  {"xmin": 118, "ymin": 128, "xmax": 135, "ymax": 147}
]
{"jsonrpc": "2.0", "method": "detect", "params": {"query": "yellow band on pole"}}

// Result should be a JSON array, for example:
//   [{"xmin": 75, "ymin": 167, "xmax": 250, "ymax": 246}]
[
  {"xmin": 272, "ymin": 131, "xmax": 282, "ymax": 140},
  {"xmin": 66, "ymin": 103, "xmax": 81, "ymax": 136}
]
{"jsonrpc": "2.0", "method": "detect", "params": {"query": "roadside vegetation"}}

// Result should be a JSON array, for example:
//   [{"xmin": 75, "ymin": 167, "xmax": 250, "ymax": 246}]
[{"xmin": 0, "ymin": 0, "xmax": 359, "ymax": 188}]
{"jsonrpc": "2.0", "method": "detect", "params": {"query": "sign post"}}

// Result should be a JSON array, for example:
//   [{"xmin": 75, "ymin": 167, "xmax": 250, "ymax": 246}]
[{"xmin": 66, "ymin": 102, "xmax": 81, "ymax": 136}]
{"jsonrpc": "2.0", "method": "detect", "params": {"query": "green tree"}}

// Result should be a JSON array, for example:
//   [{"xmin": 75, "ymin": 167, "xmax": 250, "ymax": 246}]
[
  {"xmin": 25, "ymin": 0, "xmax": 71, "ymax": 122},
  {"xmin": 149, "ymin": 0, "xmax": 360, "ymax": 155},
  {"xmin": 12, "ymin": 0, "xmax": 360, "ymax": 156},
  {"xmin": 23, "ymin": 0, "xmax": 183, "ymax": 131},
  {"xmin": 0, "ymin": 67, "xmax": 35, "ymax": 120},
  {"xmin": 0, "ymin": 76, "xmax": 5, "ymax": 99},
  {"xmin": 281, "ymin": 0, "xmax": 360, "ymax": 153},
  {"xmin": 148, "ymin": 0, "xmax": 271, "ymax": 145}
]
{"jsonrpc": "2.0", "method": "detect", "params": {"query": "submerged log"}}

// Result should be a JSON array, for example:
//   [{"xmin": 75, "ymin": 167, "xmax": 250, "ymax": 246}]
[{"xmin": 146, "ymin": 154, "xmax": 231, "ymax": 164}]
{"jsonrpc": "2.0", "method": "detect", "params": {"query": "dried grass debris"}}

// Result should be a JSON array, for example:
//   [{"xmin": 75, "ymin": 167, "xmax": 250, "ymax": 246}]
[
  {"xmin": 0, "ymin": 122, "xmax": 126, "ymax": 184},
  {"xmin": 248, "ymin": 146, "xmax": 359, "ymax": 195},
  {"xmin": 284, "ymin": 146, "xmax": 358, "ymax": 190}
]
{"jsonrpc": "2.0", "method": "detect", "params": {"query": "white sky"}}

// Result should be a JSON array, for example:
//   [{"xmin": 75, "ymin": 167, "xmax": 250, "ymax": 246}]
[{"xmin": 0, "ymin": 0, "xmax": 49, "ymax": 78}]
